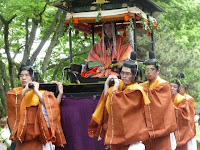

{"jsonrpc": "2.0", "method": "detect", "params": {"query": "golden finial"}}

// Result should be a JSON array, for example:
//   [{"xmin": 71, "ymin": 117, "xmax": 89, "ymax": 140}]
[
  {"xmin": 92, "ymin": 0, "xmax": 109, "ymax": 6},
  {"xmin": 63, "ymin": 2, "xmax": 67, "ymax": 7}
]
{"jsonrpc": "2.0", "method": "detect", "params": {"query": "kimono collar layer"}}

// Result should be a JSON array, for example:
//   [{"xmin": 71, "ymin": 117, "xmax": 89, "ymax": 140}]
[
  {"xmin": 140, "ymin": 76, "xmax": 167, "ymax": 90},
  {"xmin": 173, "ymin": 93, "xmax": 185, "ymax": 107}
]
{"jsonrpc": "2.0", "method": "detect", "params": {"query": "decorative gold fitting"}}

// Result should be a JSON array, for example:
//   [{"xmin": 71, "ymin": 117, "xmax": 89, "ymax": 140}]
[{"xmin": 92, "ymin": 0, "xmax": 109, "ymax": 6}]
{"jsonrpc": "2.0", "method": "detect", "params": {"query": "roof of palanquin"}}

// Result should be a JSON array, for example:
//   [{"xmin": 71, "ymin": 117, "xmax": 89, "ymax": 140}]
[
  {"xmin": 53, "ymin": 0, "xmax": 164, "ymax": 34},
  {"xmin": 53, "ymin": 0, "xmax": 165, "ymax": 13}
]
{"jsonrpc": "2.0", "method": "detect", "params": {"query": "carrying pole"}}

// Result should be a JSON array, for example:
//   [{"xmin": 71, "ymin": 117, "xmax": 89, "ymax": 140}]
[
  {"xmin": 92, "ymin": 24, "xmax": 95, "ymax": 46},
  {"xmin": 133, "ymin": 14, "xmax": 137, "ymax": 53},
  {"xmin": 69, "ymin": 29, "xmax": 73, "ymax": 63}
]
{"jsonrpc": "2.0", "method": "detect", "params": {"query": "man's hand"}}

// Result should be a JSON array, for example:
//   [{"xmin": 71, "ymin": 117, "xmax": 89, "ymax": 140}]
[
  {"xmin": 33, "ymin": 81, "xmax": 39, "ymax": 92},
  {"xmin": 51, "ymin": 81, "xmax": 63, "ymax": 95},
  {"xmin": 22, "ymin": 81, "xmax": 44, "ymax": 104},
  {"xmin": 112, "ymin": 77, "xmax": 120, "ymax": 91},
  {"xmin": 105, "ymin": 75, "xmax": 118, "ymax": 87},
  {"xmin": 104, "ymin": 75, "xmax": 119, "ymax": 95},
  {"xmin": 22, "ymin": 82, "xmax": 33, "ymax": 96},
  {"xmin": 51, "ymin": 81, "xmax": 63, "ymax": 104}
]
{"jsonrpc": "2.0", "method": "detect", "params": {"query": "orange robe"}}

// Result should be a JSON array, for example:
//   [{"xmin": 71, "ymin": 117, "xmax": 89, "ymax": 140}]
[
  {"xmin": 173, "ymin": 94, "xmax": 195, "ymax": 150},
  {"xmin": 87, "ymin": 35, "xmax": 133, "ymax": 77},
  {"xmin": 140, "ymin": 77, "xmax": 177, "ymax": 150},
  {"xmin": 88, "ymin": 81, "xmax": 151, "ymax": 150},
  {"xmin": 183, "ymin": 93, "xmax": 196, "ymax": 137},
  {"xmin": 6, "ymin": 87, "xmax": 66, "ymax": 150}
]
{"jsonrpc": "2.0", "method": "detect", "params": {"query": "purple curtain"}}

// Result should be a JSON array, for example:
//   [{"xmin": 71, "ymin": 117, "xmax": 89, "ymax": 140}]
[{"xmin": 56, "ymin": 94, "xmax": 106, "ymax": 150}]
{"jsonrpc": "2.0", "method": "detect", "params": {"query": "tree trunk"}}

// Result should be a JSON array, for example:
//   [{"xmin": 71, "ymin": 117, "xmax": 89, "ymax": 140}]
[
  {"xmin": 3, "ymin": 17, "xmax": 17, "ymax": 88},
  {"xmin": 30, "ymin": 9, "xmax": 62, "ymax": 65},
  {"xmin": 0, "ymin": 22, "xmax": 3, "ymax": 31},
  {"xmin": 0, "ymin": 57, "xmax": 9, "ymax": 116},
  {"xmin": 0, "ymin": 54, "xmax": 10, "ymax": 93},
  {"xmin": 22, "ymin": 18, "xmax": 39, "ymax": 64},
  {"xmin": 42, "ymin": 11, "xmax": 66, "ymax": 76},
  {"xmin": 0, "ymin": 76, "xmax": 6, "ymax": 116}
]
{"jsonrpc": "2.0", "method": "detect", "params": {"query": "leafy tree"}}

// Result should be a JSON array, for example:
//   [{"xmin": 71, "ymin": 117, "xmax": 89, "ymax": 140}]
[
  {"xmin": 152, "ymin": 0, "xmax": 200, "ymax": 109},
  {"xmin": 0, "ymin": 0, "xmax": 93, "ymax": 116}
]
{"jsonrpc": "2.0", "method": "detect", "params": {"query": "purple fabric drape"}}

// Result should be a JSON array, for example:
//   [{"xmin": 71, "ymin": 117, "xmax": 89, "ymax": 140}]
[{"xmin": 56, "ymin": 94, "xmax": 106, "ymax": 150}]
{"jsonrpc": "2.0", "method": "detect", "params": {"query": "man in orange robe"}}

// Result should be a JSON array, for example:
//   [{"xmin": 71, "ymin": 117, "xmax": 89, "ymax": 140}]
[
  {"xmin": 140, "ymin": 51, "xmax": 177, "ymax": 150},
  {"xmin": 176, "ymin": 73, "xmax": 196, "ymax": 149},
  {"xmin": 177, "ymin": 73, "xmax": 195, "ymax": 107},
  {"xmin": 6, "ymin": 64, "xmax": 66, "ymax": 150},
  {"xmin": 87, "ymin": 22, "xmax": 133, "ymax": 77},
  {"xmin": 88, "ymin": 58, "xmax": 152, "ymax": 150},
  {"xmin": 171, "ymin": 79, "xmax": 196, "ymax": 150}
]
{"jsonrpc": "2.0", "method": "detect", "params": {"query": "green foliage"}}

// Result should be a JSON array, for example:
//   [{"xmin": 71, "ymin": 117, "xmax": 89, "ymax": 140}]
[
  {"xmin": 151, "ymin": 0, "xmax": 200, "ymax": 102},
  {"xmin": 155, "ymin": 28, "xmax": 200, "ymax": 102},
  {"xmin": 0, "ymin": 0, "xmax": 47, "ymax": 20},
  {"xmin": 152, "ymin": 0, "xmax": 200, "ymax": 49},
  {"xmin": 96, "ymin": 12, "xmax": 101, "ymax": 22}
]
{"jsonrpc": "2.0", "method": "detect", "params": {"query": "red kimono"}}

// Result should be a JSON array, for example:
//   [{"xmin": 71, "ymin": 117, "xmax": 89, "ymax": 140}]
[{"xmin": 87, "ymin": 35, "xmax": 133, "ymax": 77}]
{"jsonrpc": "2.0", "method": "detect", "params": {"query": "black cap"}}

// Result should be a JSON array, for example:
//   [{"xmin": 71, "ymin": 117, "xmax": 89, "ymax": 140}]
[
  {"xmin": 130, "ymin": 51, "xmax": 137, "ymax": 61},
  {"xmin": 123, "ymin": 51, "xmax": 137, "ymax": 69},
  {"xmin": 176, "ymin": 73, "xmax": 185, "ymax": 79},
  {"xmin": 123, "ymin": 60, "xmax": 137, "ymax": 69},
  {"xmin": 144, "ymin": 50, "xmax": 158, "ymax": 69}
]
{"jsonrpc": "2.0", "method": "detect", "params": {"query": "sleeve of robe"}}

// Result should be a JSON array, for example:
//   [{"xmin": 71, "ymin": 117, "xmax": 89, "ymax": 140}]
[
  {"xmin": 143, "ymin": 82, "xmax": 177, "ymax": 139},
  {"xmin": 116, "ymin": 36, "xmax": 133, "ymax": 62},
  {"xmin": 186, "ymin": 96, "xmax": 196, "ymax": 137},
  {"xmin": 175, "ymin": 99, "xmax": 195, "ymax": 147},
  {"xmin": 41, "ymin": 91, "xmax": 66, "ymax": 146},
  {"xmin": 88, "ymin": 93, "xmax": 109, "ymax": 138},
  {"xmin": 104, "ymin": 89, "xmax": 150, "ymax": 145},
  {"xmin": 6, "ymin": 89, "xmax": 22, "ymax": 140},
  {"xmin": 87, "ymin": 41, "xmax": 104, "ymax": 67}
]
